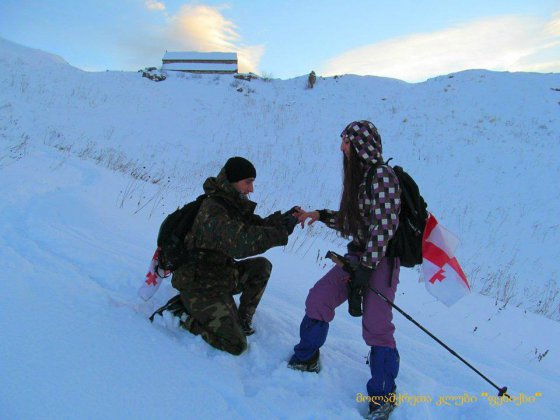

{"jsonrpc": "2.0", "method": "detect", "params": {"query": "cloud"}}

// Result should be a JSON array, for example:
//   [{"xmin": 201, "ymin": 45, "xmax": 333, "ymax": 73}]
[
  {"xmin": 164, "ymin": 5, "xmax": 263, "ymax": 73},
  {"xmin": 118, "ymin": 4, "xmax": 263, "ymax": 72},
  {"xmin": 545, "ymin": 12, "xmax": 560, "ymax": 36},
  {"xmin": 145, "ymin": 0, "xmax": 166, "ymax": 11},
  {"xmin": 321, "ymin": 13, "xmax": 560, "ymax": 82}
]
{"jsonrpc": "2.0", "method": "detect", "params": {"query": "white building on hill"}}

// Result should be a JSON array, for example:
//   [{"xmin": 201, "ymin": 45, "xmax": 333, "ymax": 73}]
[{"xmin": 161, "ymin": 51, "xmax": 238, "ymax": 74}]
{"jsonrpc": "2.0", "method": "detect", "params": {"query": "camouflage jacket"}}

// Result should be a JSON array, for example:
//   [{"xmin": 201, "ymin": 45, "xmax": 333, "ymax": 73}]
[{"xmin": 171, "ymin": 167, "xmax": 289, "ymax": 295}]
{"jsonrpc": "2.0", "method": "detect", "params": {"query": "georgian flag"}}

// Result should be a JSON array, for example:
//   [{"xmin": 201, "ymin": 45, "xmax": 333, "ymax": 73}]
[
  {"xmin": 138, "ymin": 247, "xmax": 170, "ymax": 301},
  {"xmin": 421, "ymin": 214, "xmax": 470, "ymax": 306}
]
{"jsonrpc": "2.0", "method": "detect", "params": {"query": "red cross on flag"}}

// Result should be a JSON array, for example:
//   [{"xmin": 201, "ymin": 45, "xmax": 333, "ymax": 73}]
[
  {"xmin": 421, "ymin": 214, "xmax": 470, "ymax": 306},
  {"xmin": 138, "ymin": 247, "xmax": 170, "ymax": 301}
]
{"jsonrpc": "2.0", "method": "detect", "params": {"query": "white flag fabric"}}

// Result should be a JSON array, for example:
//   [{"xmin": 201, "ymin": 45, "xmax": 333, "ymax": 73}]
[
  {"xmin": 138, "ymin": 247, "xmax": 170, "ymax": 301},
  {"xmin": 421, "ymin": 214, "xmax": 470, "ymax": 306}
]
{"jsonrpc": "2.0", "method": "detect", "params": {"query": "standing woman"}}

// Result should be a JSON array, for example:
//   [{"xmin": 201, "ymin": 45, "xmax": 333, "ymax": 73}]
[{"xmin": 288, "ymin": 121, "xmax": 402, "ymax": 419}]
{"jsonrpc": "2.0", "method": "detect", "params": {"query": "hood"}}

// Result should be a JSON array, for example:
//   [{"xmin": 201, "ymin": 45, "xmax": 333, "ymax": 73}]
[
  {"xmin": 341, "ymin": 120, "xmax": 383, "ymax": 165},
  {"xmin": 203, "ymin": 167, "xmax": 238, "ymax": 196}
]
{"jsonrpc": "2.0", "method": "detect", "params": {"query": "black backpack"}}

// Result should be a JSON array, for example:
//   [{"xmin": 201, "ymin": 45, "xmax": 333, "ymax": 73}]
[
  {"xmin": 366, "ymin": 162, "xmax": 428, "ymax": 267},
  {"xmin": 156, "ymin": 194, "xmax": 208, "ymax": 273}
]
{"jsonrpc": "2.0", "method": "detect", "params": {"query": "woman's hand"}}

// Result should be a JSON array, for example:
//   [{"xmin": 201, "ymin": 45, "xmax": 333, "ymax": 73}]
[{"xmin": 294, "ymin": 209, "xmax": 320, "ymax": 227}]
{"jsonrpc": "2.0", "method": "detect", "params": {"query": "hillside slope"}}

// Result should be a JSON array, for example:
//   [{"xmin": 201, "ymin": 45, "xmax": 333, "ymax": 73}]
[
  {"xmin": 2, "ymin": 37, "xmax": 558, "ymax": 320},
  {"xmin": 1, "ymin": 37, "xmax": 559, "ymax": 419}
]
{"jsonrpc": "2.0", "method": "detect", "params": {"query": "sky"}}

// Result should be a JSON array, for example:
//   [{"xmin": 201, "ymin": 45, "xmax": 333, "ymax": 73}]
[{"xmin": 0, "ymin": 0, "xmax": 559, "ymax": 82}]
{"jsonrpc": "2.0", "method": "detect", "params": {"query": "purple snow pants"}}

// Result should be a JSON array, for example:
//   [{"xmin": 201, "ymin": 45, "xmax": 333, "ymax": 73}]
[{"xmin": 305, "ymin": 256, "xmax": 400, "ymax": 348}]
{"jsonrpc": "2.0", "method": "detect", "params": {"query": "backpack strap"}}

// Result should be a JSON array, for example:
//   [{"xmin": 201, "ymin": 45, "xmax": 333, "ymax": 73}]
[{"xmin": 169, "ymin": 194, "xmax": 208, "ymax": 247}]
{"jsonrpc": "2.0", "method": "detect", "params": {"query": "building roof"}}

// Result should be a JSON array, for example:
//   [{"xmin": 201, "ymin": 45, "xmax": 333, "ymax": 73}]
[
  {"xmin": 162, "ymin": 51, "xmax": 237, "ymax": 61},
  {"xmin": 161, "ymin": 62, "xmax": 238, "ymax": 72}
]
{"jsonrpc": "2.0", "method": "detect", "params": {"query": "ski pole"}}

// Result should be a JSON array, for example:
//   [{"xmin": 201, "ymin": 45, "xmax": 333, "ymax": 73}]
[{"xmin": 325, "ymin": 250, "xmax": 511, "ymax": 399}]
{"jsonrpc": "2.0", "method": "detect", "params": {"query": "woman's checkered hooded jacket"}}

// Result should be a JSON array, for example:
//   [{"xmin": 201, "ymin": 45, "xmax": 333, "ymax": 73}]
[{"xmin": 320, "ymin": 120, "xmax": 401, "ymax": 268}]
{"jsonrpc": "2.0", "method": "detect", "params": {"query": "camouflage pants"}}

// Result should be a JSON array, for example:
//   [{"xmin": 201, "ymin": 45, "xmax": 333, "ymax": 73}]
[{"xmin": 180, "ymin": 256, "xmax": 272, "ymax": 355}]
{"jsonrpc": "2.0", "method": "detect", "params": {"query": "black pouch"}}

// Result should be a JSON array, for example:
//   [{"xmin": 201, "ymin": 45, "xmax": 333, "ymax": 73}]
[{"xmin": 347, "ymin": 282, "xmax": 363, "ymax": 317}]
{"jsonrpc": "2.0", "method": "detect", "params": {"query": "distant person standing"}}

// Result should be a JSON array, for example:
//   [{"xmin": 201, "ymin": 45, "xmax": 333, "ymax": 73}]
[
  {"xmin": 308, "ymin": 70, "xmax": 316, "ymax": 88},
  {"xmin": 288, "ymin": 121, "xmax": 402, "ymax": 419},
  {"xmin": 171, "ymin": 157, "xmax": 299, "ymax": 355}
]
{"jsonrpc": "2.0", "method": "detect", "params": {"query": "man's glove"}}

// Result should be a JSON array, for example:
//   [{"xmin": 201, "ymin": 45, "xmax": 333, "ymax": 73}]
[
  {"xmin": 282, "ymin": 206, "xmax": 300, "ymax": 218},
  {"xmin": 282, "ymin": 213, "xmax": 299, "ymax": 235},
  {"xmin": 351, "ymin": 264, "xmax": 373, "ymax": 288},
  {"xmin": 280, "ymin": 206, "xmax": 300, "ymax": 235}
]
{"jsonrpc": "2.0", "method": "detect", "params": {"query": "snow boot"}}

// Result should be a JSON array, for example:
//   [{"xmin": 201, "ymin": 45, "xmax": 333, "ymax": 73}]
[
  {"xmin": 240, "ymin": 314, "xmax": 255, "ymax": 336},
  {"xmin": 287, "ymin": 349, "xmax": 321, "ymax": 373},
  {"xmin": 149, "ymin": 294, "xmax": 188, "ymax": 322},
  {"xmin": 366, "ymin": 401, "xmax": 395, "ymax": 419}
]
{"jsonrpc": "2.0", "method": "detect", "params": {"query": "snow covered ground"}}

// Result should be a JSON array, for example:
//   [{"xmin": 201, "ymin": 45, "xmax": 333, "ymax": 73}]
[{"xmin": 1, "ymin": 37, "xmax": 559, "ymax": 419}]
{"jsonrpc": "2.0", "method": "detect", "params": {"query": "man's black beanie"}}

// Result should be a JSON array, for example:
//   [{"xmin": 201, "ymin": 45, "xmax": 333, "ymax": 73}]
[{"xmin": 224, "ymin": 157, "xmax": 257, "ymax": 183}]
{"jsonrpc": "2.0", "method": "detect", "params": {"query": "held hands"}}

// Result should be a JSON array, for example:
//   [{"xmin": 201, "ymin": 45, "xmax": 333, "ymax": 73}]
[
  {"xmin": 294, "ymin": 208, "xmax": 320, "ymax": 227},
  {"xmin": 282, "ymin": 213, "xmax": 299, "ymax": 235},
  {"xmin": 279, "ymin": 206, "xmax": 321, "ymax": 234},
  {"xmin": 282, "ymin": 206, "xmax": 301, "ymax": 218},
  {"xmin": 282, "ymin": 206, "xmax": 301, "ymax": 235}
]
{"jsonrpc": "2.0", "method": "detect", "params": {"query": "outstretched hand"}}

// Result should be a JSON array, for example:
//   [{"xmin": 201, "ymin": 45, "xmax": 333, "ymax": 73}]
[
  {"xmin": 281, "ymin": 206, "xmax": 301, "ymax": 235},
  {"xmin": 282, "ymin": 214, "xmax": 299, "ymax": 234},
  {"xmin": 282, "ymin": 206, "xmax": 301, "ymax": 218}
]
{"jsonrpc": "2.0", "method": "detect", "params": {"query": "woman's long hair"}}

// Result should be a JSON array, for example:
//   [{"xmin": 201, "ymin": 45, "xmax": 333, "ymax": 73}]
[{"xmin": 336, "ymin": 145, "xmax": 363, "ymax": 238}]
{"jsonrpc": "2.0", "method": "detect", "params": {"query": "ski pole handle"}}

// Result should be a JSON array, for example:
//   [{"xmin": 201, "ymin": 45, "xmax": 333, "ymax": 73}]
[{"xmin": 325, "ymin": 250, "xmax": 351, "ymax": 271}]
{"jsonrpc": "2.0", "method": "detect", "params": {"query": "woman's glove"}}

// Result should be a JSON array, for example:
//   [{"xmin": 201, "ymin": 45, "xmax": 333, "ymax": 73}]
[{"xmin": 351, "ymin": 265, "xmax": 373, "ymax": 288}]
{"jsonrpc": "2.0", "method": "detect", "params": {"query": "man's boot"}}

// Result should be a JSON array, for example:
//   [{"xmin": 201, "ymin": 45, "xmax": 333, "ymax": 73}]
[
  {"xmin": 149, "ymin": 294, "xmax": 188, "ymax": 322},
  {"xmin": 239, "ymin": 312, "xmax": 255, "ymax": 336}
]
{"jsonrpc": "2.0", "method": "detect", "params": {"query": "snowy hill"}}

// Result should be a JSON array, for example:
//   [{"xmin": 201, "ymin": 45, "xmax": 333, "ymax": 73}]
[{"xmin": 1, "ymin": 37, "xmax": 559, "ymax": 419}]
